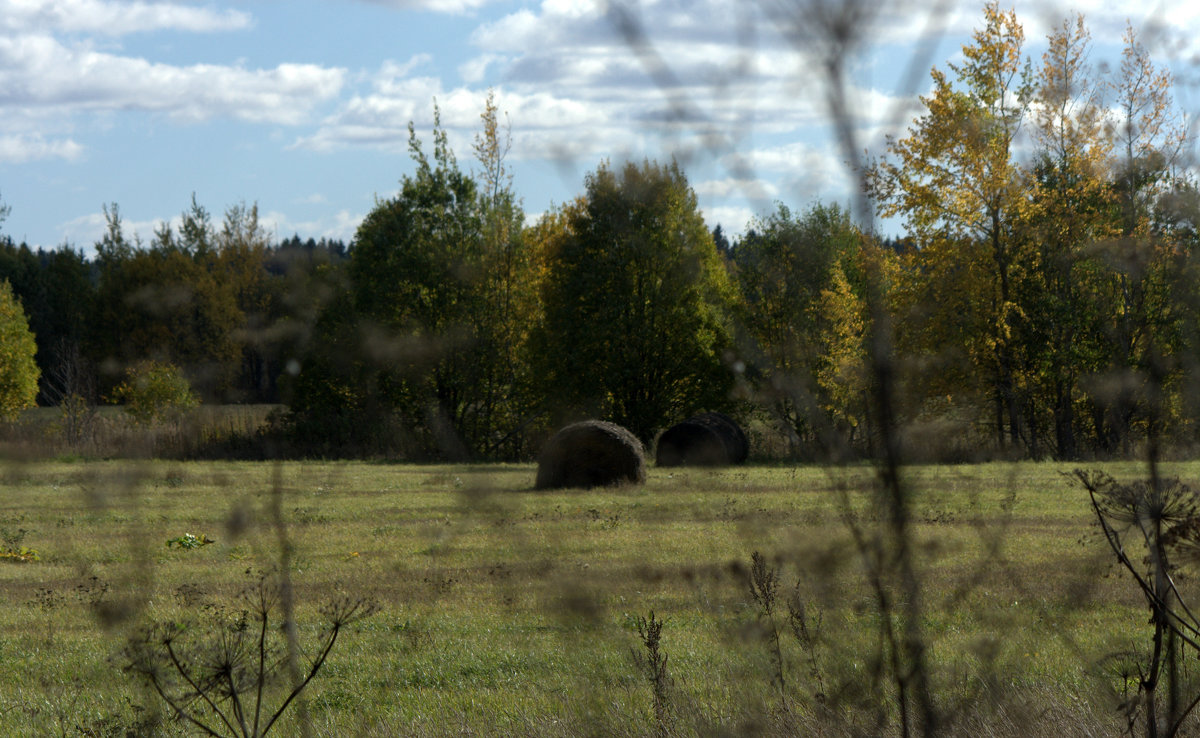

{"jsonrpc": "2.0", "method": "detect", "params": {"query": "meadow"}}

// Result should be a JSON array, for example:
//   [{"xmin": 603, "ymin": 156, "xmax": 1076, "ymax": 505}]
[{"xmin": 0, "ymin": 457, "xmax": 1193, "ymax": 736}]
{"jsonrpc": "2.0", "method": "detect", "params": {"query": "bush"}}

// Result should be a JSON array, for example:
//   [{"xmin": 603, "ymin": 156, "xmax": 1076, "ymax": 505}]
[{"xmin": 111, "ymin": 361, "xmax": 199, "ymax": 425}]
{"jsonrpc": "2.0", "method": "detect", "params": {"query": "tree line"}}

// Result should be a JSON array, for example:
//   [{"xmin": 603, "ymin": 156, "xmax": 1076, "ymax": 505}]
[
  {"xmin": 0, "ymin": 197, "xmax": 348, "ymax": 409},
  {"xmin": 1, "ymin": 5, "xmax": 1197, "ymax": 461}
]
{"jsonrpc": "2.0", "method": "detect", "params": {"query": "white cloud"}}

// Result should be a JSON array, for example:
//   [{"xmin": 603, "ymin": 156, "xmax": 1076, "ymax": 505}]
[
  {"xmin": 303, "ymin": 0, "xmax": 836, "ymax": 169},
  {"xmin": 296, "ymin": 69, "xmax": 604, "ymax": 155},
  {"xmin": 459, "ymin": 53, "xmax": 503, "ymax": 84},
  {"xmin": 864, "ymin": 1, "xmax": 1200, "ymax": 56},
  {"xmin": 357, "ymin": 0, "xmax": 498, "ymax": 14},
  {"xmin": 540, "ymin": 0, "xmax": 602, "ymax": 21},
  {"xmin": 720, "ymin": 141, "xmax": 856, "ymax": 207},
  {"xmin": 56, "ymin": 210, "xmax": 169, "ymax": 250},
  {"xmin": 693, "ymin": 177, "xmax": 777, "ymax": 201},
  {"xmin": 469, "ymin": 9, "xmax": 544, "ymax": 52},
  {"xmin": 732, "ymin": 142, "xmax": 838, "ymax": 174},
  {"xmin": 701, "ymin": 204, "xmax": 754, "ymax": 235},
  {"xmin": 54, "ymin": 212, "xmax": 108, "ymax": 250},
  {"xmin": 0, "ymin": 133, "xmax": 83, "ymax": 163},
  {"xmin": 259, "ymin": 208, "xmax": 364, "ymax": 244},
  {"xmin": 0, "ymin": 0, "xmax": 252, "ymax": 35},
  {"xmin": 375, "ymin": 55, "xmax": 433, "ymax": 89},
  {"xmin": 0, "ymin": 34, "xmax": 345, "ymax": 124}
]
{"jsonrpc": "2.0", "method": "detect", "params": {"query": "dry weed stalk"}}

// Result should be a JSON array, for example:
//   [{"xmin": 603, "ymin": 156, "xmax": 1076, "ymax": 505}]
[
  {"xmin": 121, "ymin": 572, "xmax": 377, "ymax": 738},
  {"xmin": 1077, "ymin": 469, "xmax": 1200, "ymax": 738}
]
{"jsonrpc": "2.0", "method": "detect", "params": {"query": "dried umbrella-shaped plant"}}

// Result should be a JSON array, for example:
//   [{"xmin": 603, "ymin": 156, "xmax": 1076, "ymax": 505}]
[
  {"xmin": 1075, "ymin": 470, "xmax": 1200, "ymax": 738},
  {"xmin": 121, "ymin": 571, "xmax": 377, "ymax": 738}
]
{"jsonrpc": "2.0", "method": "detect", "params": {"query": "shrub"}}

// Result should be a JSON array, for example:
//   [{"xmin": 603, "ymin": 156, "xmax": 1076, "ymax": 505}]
[{"xmin": 111, "ymin": 360, "xmax": 199, "ymax": 425}]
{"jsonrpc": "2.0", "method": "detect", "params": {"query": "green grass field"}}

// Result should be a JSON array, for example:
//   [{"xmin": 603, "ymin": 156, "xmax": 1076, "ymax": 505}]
[{"xmin": 0, "ymin": 458, "xmax": 1194, "ymax": 736}]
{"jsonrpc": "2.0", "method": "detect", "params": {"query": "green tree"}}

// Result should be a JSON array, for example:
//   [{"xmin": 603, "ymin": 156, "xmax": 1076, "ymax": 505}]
[
  {"xmin": 1086, "ymin": 24, "xmax": 1191, "ymax": 453},
  {"xmin": 214, "ymin": 201, "xmax": 278, "ymax": 402},
  {"xmin": 0, "ymin": 279, "xmax": 40, "ymax": 422},
  {"xmin": 90, "ymin": 200, "xmax": 243, "ymax": 401},
  {"xmin": 41, "ymin": 248, "xmax": 96, "ymax": 396},
  {"xmin": 87, "ymin": 203, "xmax": 137, "ymax": 390},
  {"xmin": 470, "ymin": 90, "xmax": 540, "ymax": 457},
  {"xmin": 1014, "ymin": 13, "xmax": 1118, "ymax": 458},
  {"xmin": 0, "ymin": 234, "xmax": 97, "ymax": 406},
  {"xmin": 295, "ymin": 100, "xmax": 537, "ymax": 459},
  {"xmin": 284, "ymin": 286, "xmax": 385, "ymax": 455},
  {"xmin": 346, "ymin": 106, "xmax": 488, "ymax": 458},
  {"xmin": 732, "ymin": 202, "xmax": 864, "ymax": 454},
  {"xmin": 535, "ymin": 159, "xmax": 736, "ymax": 443}
]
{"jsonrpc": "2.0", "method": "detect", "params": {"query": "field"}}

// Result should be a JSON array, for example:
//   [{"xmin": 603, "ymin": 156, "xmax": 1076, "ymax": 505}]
[{"xmin": 0, "ymin": 458, "xmax": 1195, "ymax": 736}]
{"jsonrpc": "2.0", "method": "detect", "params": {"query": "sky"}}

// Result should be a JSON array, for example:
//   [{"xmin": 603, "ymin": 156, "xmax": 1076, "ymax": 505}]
[{"xmin": 1, "ymin": 0, "xmax": 1197, "ymax": 254}]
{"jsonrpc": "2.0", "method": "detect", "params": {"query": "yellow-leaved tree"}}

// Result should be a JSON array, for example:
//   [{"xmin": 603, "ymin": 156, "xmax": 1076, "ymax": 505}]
[
  {"xmin": 0, "ymin": 279, "xmax": 40, "ymax": 422},
  {"xmin": 869, "ymin": 2, "xmax": 1035, "ymax": 451}
]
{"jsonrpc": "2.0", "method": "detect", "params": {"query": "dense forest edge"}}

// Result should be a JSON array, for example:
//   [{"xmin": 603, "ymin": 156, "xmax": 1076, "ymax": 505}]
[{"xmin": 2, "ymin": 5, "xmax": 1199, "ymax": 465}]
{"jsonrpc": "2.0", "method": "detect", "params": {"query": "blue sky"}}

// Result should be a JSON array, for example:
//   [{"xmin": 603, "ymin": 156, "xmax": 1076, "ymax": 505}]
[{"xmin": 1, "ymin": 0, "xmax": 1195, "ymax": 253}]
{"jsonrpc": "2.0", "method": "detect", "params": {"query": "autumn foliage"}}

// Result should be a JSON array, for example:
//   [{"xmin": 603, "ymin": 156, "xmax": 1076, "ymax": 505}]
[{"xmin": 0, "ymin": 279, "xmax": 39, "ymax": 422}]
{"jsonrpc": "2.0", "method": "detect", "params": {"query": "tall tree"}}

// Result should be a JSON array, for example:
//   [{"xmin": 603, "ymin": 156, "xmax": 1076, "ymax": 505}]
[
  {"xmin": 471, "ymin": 89, "xmax": 540, "ymax": 457},
  {"xmin": 339, "ymin": 104, "xmax": 495, "ymax": 458},
  {"xmin": 1015, "ymin": 13, "xmax": 1117, "ymax": 458},
  {"xmin": 1088, "ymin": 24, "xmax": 1191, "ymax": 453},
  {"xmin": 535, "ymin": 159, "xmax": 736, "ymax": 443},
  {"xmin": 869, "ymin": 2, "xmax": 1035, "ymax": 449},
  {"xmin": 814, "ymin": 245, "xmax": 877, "ymax": 453},
  {"xmin": 35, "ymin": 247, "xmax": 96, "ymax": 405},
  {"xmin": 215, "ymin": 202, "xmax": 277, "ymax": 402}
]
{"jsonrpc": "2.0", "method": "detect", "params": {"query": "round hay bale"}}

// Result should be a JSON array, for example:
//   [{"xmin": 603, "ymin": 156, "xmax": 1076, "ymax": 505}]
[
  {"xmin": 656, "ymin": 411, "xmax": 749, "ymax": 467},
  {"xmin": 535, "ymin": 420, "xmax": 647, "ymax": 490}
]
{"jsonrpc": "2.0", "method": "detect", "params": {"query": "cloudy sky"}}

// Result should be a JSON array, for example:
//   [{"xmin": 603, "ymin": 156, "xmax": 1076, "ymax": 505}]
[{"xmin": 1, "ymin": 0, "xmax": 1195, "ymax": 252}]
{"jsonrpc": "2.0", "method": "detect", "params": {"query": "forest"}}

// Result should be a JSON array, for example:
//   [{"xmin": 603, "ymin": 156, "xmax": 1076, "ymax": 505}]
[{"xmin": 1, "ymin": 6, "xmax": 1197, "ymax": 463}]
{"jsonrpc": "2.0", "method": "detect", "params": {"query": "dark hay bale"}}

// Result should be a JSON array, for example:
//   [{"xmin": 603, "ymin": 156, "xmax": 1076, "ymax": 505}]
[
  {"xmin": 656, "ymin": 411, "xmax": 749, "ymax": 467},
  {"xmin": 535, "ymin": 420, "xmax": 647, "ymax": 490}
]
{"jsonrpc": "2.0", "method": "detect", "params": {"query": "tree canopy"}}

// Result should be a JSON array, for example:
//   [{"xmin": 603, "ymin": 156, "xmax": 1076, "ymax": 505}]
[{"xmin": 536, "ymin": 159, "xmax": 736, "ymax": 443}]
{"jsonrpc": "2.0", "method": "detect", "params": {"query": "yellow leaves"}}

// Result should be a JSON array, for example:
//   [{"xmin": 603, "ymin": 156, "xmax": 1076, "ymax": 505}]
[
  {"xmin": 0, "ymin": 279, "xmax": 39, "ymax": 423},
  {"xmin": 815, "ymin": 253, "xmax": 874, "ymax": 429},
  {"xmin": 1117, "ymin": 23, "xmax": 1182, "ymax": 165},
  {"xmin": 874, "ymin": 5, "xmax": 1031, "ymax": 246},
  {"xmin": 1033, "ymin": 14, "xmax": 1112, "ymax": 176}
]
